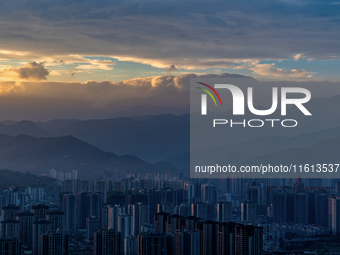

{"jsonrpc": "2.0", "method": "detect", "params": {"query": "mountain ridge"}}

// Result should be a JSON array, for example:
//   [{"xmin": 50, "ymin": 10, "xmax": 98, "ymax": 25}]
[{"xmin": 0, "ymin": 134, "xmax": 178, "ymax": 178}]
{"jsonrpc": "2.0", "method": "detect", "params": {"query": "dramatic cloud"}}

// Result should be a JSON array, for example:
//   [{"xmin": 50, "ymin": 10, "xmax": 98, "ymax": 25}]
[
  {"xmin": 0, "ymin": 73, "xmax": 249, "ymax": 120},
  {"xmin": 0, "ymin": 1, "xmax": 338, "ymax": 120},
  {"xmin": 0, "ymin": 61, "xmax": 49, "ymax": 81},
  {"xmin": 0, "ymin": 73, "xmax": 339, "ymax": 121},
  {"xmin": 0, "ymin": 0, "xmax": 339, "ymax": 71}
]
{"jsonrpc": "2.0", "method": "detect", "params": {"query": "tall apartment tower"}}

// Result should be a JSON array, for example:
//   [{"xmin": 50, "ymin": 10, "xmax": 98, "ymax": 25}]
[
  {"xmin": 2, "ymin": 205, "xmax": 20, "ymax": 221},
  {"xmin": 108, "ymin": 204, "xmax": 126, "ymax": 231},
  {"xmin": 40, "ymin": 230, "xmax": 68, "ymax": 255},
  {"xmin": 175, "ymin": 230, "xmax": 200, "ymax": 255},
  {"xmin": 62, "ymin": 194, "xmax": 76, "ymax": 230},
  {"xmin": 241, "ymin": 201, "xmax": 257, "ymax": 223},
  {"xmin": 217, "ymin": 202, "xmax": 232, "ymax": 222},
  {"xmin": 16, "ymin": 212, "xmax": 34, "ymax": 247},
  {"xmin": 86, "ymin": 216, "xmax": 100, "ymax": 241},
  {"xmin": 234, "ymin": 224, "xmax": 263, "ymax": 255},
  {"xmin": 93, "ymin": 229, "xmax": 121, "ymax": 255},
  {"xmin": 329, "ymin": 196, "xmax": 340, "ymax": 235},
  {"xmin": 1, "ymin": 205, "xmax": 20, "ymax": 239},
  {"xmin": 46, "ymin": 211, "xmax": 64, "ymax": 232},
  {"xmin": 201, "ymin": 184, "xmax": 217, "ymax": 204},
  {"xmin": 131, "ymin": 203, "xmax": 149, "ymax": 236},
  {"xmin": 32, "ymin": 220, "xmax": 52, "ymax": 255},
  {"xmin": 77, "ymin": 192, "xmax": 104, "ymax": 229},
  {"xmin": 118, "ymin": 214, "xmax": 133, "ymax": 253},
  {"xmin": 0, "ymin": 237, "xmax": 22, "ymax": 255},
  {"xmin": 137, "ymin": 232, "xmax": 168, "ymax": 255},
  {"xmin": 77, "ymin": 192, "xmax": 89, "ymax": 229},
  {"xmin": 31, "ymin": 204, "xmax": 49, "ymax": 221}
]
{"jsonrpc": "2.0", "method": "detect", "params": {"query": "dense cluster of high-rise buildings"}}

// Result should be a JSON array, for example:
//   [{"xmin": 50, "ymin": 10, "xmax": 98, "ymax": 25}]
[{"xmin": 0, "ymin": 172, "xmax": 340, "ymax": 254}]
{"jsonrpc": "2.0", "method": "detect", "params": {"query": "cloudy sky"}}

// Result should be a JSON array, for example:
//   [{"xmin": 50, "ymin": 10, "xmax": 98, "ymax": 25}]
[{"xmin": 0, "ymin": 0, "xmax": 339, "ymax": 120}]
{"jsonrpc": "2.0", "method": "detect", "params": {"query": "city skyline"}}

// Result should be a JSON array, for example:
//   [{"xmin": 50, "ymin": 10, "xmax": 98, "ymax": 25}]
[{"xmin": 1, "ymin": 169, "xmax": 340, "ymax": 254}]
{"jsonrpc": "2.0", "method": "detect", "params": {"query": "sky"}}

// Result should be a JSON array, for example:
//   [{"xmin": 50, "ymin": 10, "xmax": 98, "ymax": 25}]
[{"xmin": 0, "ymin": 0, "xmax": 340, "ymax": 120}]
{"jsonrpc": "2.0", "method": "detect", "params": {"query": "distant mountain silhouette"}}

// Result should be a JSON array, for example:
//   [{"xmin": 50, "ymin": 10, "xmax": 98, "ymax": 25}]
[
  {"xmin": 0, "ymin": 134, "xmax": 177, "ymax": 177},
  {"xmin": 0, "ymin": 115, "xmax": 189, "ymax": 162},
  {"xmin": 0, "ymin": 121, "xmax": 51, "ymax": 137},
  {"xmin": 0, "ymin": 92, "xmax": 339, "ymax": 164},
  {"xmin": 114, "ymin": 105, "xmax": 187, "ymax": 117},
  {"xmin": 35, "ymin": 119, "xmax": 79, "ymax": 132},
  {"xmin": 56, "ymin": 114, "xmax": 190, "ymax": 162},
  {"xmin": 0, "ymin": 120, "xmax": 18, "ymax": 125}
]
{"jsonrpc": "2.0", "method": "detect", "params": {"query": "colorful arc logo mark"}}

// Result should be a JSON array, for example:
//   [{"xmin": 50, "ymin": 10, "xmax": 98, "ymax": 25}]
[
  {"xmin": 196, "ymin": 82, "xmax": 223, "ymax": 106},
  {"xmin": 196, "ymin": 82, "xmax": 223, "ymax": 115},
  {"xmin": 196, "ymin": 82, "xmax": 223, "ymax": 109}
]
